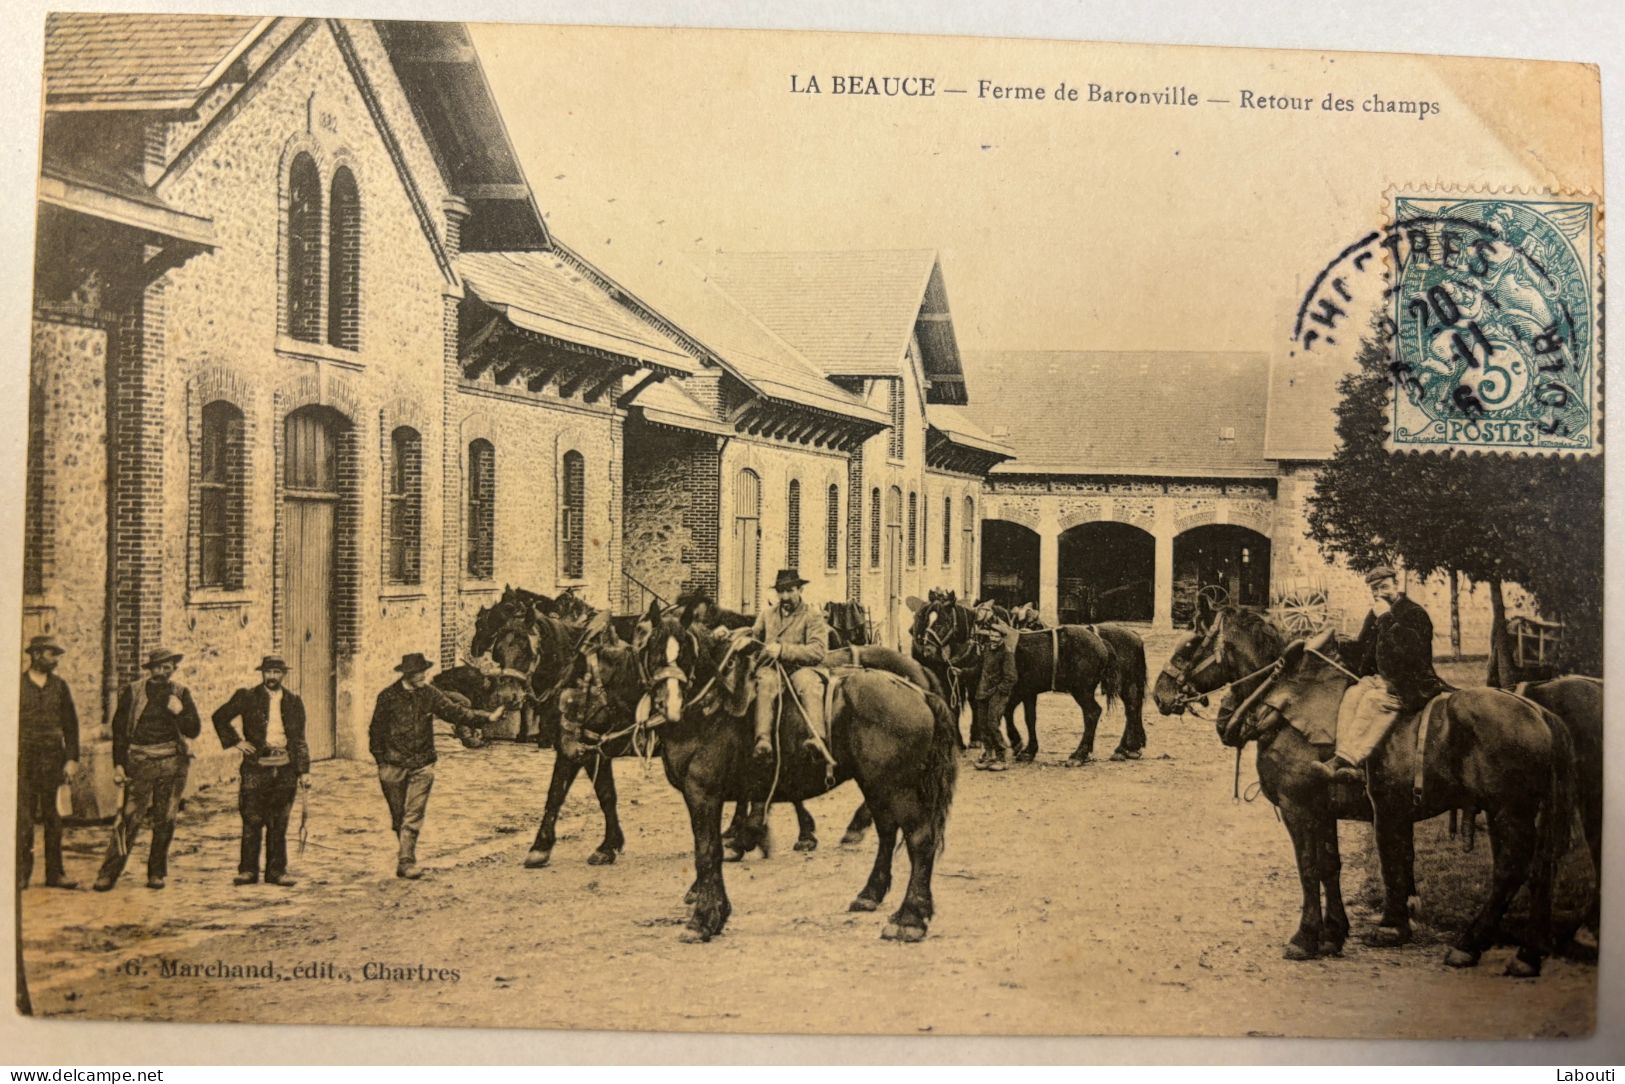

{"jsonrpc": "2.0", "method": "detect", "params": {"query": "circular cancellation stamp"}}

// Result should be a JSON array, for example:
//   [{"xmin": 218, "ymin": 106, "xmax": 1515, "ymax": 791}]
[{"xmin": 1292, "ymin": 188, "xmax": 1601, "ymax": 455}]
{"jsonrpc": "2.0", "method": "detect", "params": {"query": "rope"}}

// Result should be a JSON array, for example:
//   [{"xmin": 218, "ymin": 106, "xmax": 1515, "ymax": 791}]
[{"xmin": 1308, "ymin": 646, "xmax": 1361, "ymax": 683}]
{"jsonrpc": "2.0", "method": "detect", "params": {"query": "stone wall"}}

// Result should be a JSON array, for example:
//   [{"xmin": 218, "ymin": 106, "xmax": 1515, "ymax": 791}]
[{"xmin": 622, "ymin": 423, "xmax": 717, "ymax": 607}]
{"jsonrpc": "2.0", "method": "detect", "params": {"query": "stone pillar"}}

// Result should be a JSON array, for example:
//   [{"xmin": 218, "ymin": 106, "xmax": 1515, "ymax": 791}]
[
  {"xmin": 1153, "ymin": 503, "xmax": 1176, "ymax": 629},
  {"xmin": 1037, "ymin": 500, "xmax": 1060, "ymax": 626}
]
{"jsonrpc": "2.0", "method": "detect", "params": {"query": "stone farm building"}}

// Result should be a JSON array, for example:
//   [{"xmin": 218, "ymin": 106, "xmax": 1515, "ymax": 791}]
[{"xmin": 24, "ymin": 15, "xmax": 1010, "ymax": 814}]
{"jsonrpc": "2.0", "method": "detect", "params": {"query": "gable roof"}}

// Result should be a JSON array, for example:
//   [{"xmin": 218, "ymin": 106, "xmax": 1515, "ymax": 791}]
[
  {"xmin": 960, "ymin": 351, "xmax": 1276, "ymax": 478},
  {"xmin": 1263, "ymin": 348, "xmax": 1361, "ymax": 460},
  {"xmin": 43, "ymin": 13, "xmax": 271, "ymax": 110},
  {"xmin": 460, "ymin": 251, "xmax": 694, "ymax": 374},
  {"xmin": 706, "ymin": 249, "xmax": 969, "ymax": 404}
]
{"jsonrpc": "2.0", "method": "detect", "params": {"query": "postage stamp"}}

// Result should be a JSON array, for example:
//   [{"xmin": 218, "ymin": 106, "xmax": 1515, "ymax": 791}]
[{"xmin": 1384, "ymin": 191, "xmax": 1600, "ymax": 454}]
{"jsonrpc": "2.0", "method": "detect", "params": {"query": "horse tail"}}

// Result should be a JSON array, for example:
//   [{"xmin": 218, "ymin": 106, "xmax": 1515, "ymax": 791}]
[
  {"xmin": 1093, "ymin": 630, "xmax": 1121, "ymax": 711},
  {"xmin": 1535, "ymin": 704, "xmax": 1578, "ymax": 881},
  {"xmin": 921, "ymin": 690, "xmax": 960, "ymax": 854},
  {"xmin": 1116, "ymin": 628, "xmax": 1147, "ymax": 710}
]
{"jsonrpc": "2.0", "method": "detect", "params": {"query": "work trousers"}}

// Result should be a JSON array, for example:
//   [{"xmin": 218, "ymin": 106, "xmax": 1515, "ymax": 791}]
[
  {"xmin": 239, "ymin": 762, "xmax": 299, "ymax": 879},
  {"xmin": 377, "ymin": 762, "xmax": 434, "ymax": 855},
  {"xmin": 17, "ymin": 747, "xmax": 67, "ymax": 886},
  {"xmin": 98, "ymin": 744, "xmax": 189, "ymax": 884},
  {"xmin": 1336, "ymin": 675, "xmax": 1403, "ymax": 765}
]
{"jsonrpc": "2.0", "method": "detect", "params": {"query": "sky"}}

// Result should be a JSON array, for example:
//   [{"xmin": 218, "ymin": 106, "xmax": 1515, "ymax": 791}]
[{"xmin": 469, "ymin": 22, "xmax": 1602, "ymax": 357}]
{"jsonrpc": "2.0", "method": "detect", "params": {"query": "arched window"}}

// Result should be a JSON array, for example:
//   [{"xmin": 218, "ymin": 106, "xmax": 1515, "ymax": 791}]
[
  {"xmin": 907, "ymin": 490, "xmax": 918, "ymax": 566},
  {"xmin": 327, "ymin": 167, "xmax": 360, "ymax": 350},
  {"xmin": 286, "ymin": 153, "xmax": 322, "ymax": 343},
  {"xmin": 942, "ymin": 494, "xmax": 953, "ymax": 565},
  {"xmin": 962, "ymin": 496, "xmax": 977, "ymax": 597},
  {"xmin": 869, "ymin": 487, "xmax": 881, "ymax": 568},
  {"xmin": 825, "ymin": 483, "xmax": 840, "ymax": 570},
  {"xmin": 786, "ymin": 478, "xmax": 801, "ymax": 570},
  {"xmin": 199, "ymin": 400, "xmax": 245, "ymax": 589},
  {"xmin": 467, "ymin": 439, "xmax": 495, "ymax": 579},
  {"xmin": 561, "ymin": 450, "xmax": 585, "ymax": 580},
  {"xmin": 386, "ymin": 427, "xmax": 421, "ymax": 584}
]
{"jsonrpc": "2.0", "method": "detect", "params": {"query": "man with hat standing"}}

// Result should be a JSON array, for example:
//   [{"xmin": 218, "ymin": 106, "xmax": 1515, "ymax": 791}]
[
  {"xmin": 369, "ymin": 652, "xmax": 504, "ymax": 879},
  {"xmin": 737, "ymin": 570, "xmax": 833, "ymax": 761},
  {"xmin": 1318, "ymin": 565, "xmax": 1445, "ymax": 784},
  {"xmin": 17, "ymin": 635, "xmax": 80, "ymax": 890},
  {"xmin": 94, "ymin": 647, "xmax": 202, "ymax": 891},
  {"xmin": 212, "ymin": 656, "xmax": 309, "ymax": 887}
]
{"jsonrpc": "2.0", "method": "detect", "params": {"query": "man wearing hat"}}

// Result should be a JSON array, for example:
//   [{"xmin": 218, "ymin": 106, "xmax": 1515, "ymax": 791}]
[
  {"xmin": 737, "ymin": 570, "xmax": 833, "ymax": 761},
  {"xmin": 1318, "ymin": 565, "xmax": 1445, "ymax": 784},
  {"xmin": 212, "ymin": 656, "xmax": 309, "ymax": 887},
  {"xmin": 94, "ymin": 647, "xmax": 202, "ymax": 891},
  {"xmin": 369, "ymin": 652, "xmax": 505, "ymax": 879},
  {"xmin": 17, "ymin": 635, "xmax": 80, "ymax": 890}
]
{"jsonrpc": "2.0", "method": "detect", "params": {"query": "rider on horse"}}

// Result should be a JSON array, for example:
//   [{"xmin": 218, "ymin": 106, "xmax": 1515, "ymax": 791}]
[
  {"xmin": 732, "ymin": 569, "xmax": 834, "ymax": 760},
  {"xmin": 1317, "ymin": 565, "xmax": 1447, "ymax": 785}
]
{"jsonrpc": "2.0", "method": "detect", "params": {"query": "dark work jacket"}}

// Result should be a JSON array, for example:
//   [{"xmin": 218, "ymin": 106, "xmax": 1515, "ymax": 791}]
[
  {"xmin": 213, "ymin": 685, "xmax": 311, "ymax": 775},
  {"xmin": 19, "ymin": 671, "xmax": 80, "ymax": 763},
  {"xmin": 111, "ymin": 677, "xmax": 202, "ymax": 769},
  {"xmin": 1352, "ymin": 594, "xmax": 1445, "ymax": 710},
  {"xmin": 369, "ymin": 680, "xmax": 487, "ymax": 770}
]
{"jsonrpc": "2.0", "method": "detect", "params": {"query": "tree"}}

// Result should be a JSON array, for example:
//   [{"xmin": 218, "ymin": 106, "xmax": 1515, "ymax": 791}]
[{"xmin": 1304, "ymin": 325, "xmax": 1602, "ymax": 676}]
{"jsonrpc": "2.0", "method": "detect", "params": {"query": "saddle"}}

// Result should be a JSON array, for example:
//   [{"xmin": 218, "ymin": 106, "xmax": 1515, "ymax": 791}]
[{"xmin": 1318, "ymin": 684, "xmax": 1450, "ymax": 802}]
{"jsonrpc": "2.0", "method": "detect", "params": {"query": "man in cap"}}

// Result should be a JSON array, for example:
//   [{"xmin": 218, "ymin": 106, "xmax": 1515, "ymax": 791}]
[
  {"xmin": 17, "ymin": 635, "xmax": 80, "ymax": 890},
  {"xmin": 1317, "ymin": 565, "xmax": 1445, "ymax": 784},
  {"xmin": 369, "ymin": 652, "xmax": 505, "ymax": 879},
  {"xmin": 737, "ymin": 569, "xmax": 832, "ymax": 760},
  {"xmin": 212, "ymin": 656, "xmax": 309, "ymax": 887},
  {"xmin": 94, "ymin": 647, "xmax": 202, "ymax": 891}
]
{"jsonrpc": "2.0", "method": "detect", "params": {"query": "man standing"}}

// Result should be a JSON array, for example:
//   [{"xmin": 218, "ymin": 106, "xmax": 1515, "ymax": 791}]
[
  {"xmin": 1319, "ymin": 565, "xmax": 1445, "ymax": 783},
  {"xmin": 740, "ymin": 570, "xmax": 832, "ymax": 761},
  {"xmin": 94, "ymin": 648, "xmax": 202, "ymax": 891},
  {"xmin": 369, "ymin": 653, "xmax": 503, "ymax": 879},
  {"xmin": 212, "ymin": 656, "xmax": 309, "ymax": 888},
  {"xmin": 17, "ymin": 635, "xmax": 80, "ymax": 890}
]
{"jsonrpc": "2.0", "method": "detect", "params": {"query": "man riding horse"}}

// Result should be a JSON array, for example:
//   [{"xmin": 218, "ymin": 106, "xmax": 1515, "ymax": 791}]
[
  {"xmin": 729, "ymin": 569, "xmax": 834, "ymax": 761},
  {"xmin": 1316, "ymin": 565, "xmax": 1447, "ymax": 785}
]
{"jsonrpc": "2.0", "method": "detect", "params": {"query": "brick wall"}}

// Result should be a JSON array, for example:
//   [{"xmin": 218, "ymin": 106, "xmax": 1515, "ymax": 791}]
[{"xmin": 718, "ymin": 437, "xmax": 848, "ymax": 615}]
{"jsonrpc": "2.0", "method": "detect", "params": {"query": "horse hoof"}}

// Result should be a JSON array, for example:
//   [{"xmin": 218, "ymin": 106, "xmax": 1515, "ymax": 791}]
[
  {"xmin": 1283, "ymin": 942, "xmax": 1318, "ymax": 961},
  {"xmin": 839, "ymin": 831, "xmax": 866, "ymax": 846},
  {"xmin": 849, "ymin": 897, "xmax": 880, "ymax": 913},
  {"xmin": 1065, "ymin": 756, "xmax": 1089, "ymax": 767},
  {"xmin": 1444, "ymin": 947, "xmax": 1480, "ymax": 968},
  {"xmin": 586, "ymin": 849, "xmax": 618, "ymax": 866},
  {"xmin": 523, "ymin": 850, "xmax": 551, "ymax": 869},
  {"xmin": 894, "ymin": 924, "xmax": 928, "ymax": 943},
  {"xmin": 794, "ymin": 837, "xmax": 818, "ymax": 853},
  {"xmin": 723, "ymin": 849, "xmax": 746, "ymax": 863},
  {"xmin": 1505, "ymin": 955, "xmax": 1541, "ymax": 979},
  {"xmin": 1319, "ymin": 941, "xmax": 1345, "ymax": 958},
  {"xmin": 678, "ymin": 927, "xmax": 712, "ymax": 944},
  {"xmin": 1364, "ymin": 925, "xmax": 1410, "ymax": 948},
  {"xmin": 683, "ymin": 889, "xmax": 697, "ymax": 905},
  {"xmin": 880, "ymin": 923, "xmax": 901, "ymax": 940},
  {"xmin": 1015, "ymin": 749, "xmax": 1037, "ymax": 763},
  {"xmin": 1111, "ymin": 748, "xmax": 1143, "ymax": 762}
]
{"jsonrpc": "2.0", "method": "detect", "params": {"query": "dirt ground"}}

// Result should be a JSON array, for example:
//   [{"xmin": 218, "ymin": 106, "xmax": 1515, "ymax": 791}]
[{"xmin": 18, "ymin": 633, "xmax": 1596, "ymax": 1039}]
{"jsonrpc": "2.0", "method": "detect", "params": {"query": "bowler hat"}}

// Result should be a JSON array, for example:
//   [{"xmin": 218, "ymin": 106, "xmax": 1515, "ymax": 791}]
[
  {"xmin": 772, "ymin": 569, "xmax": 809, "ymax": 592},
  {"xmin": 256, "ymin": 655, "xmax": 289, "ymax": 672},
  {"xmin": 25, "ymin": 634, "xmax": 64, "ymax": 656},
  {"xmin": 143, "ymin": 646, "xmax": 183, "ymax": 669},
  {"xmin": 394, "ymin": 652, "xmax": 435, "ymax": 675},
  {"xmin": 1363, "ymin": 565, "xmax": 1398, "ymax": 586}
]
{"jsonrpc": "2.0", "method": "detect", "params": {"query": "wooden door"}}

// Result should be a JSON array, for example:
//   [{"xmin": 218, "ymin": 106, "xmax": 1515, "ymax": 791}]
[
  {"xmin": 733, "ymin": 469, "xmax": 761, "ymax": 613},
  {"xmin": 283, "ymin": 408, "xmax": 338, "ymax": 760},
  {"xmin": 885, "ymin": 486, "xmax": 903, "ymax": 647}
]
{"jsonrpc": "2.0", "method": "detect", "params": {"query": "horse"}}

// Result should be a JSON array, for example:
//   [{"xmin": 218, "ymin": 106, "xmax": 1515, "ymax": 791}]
[
  {"xmin": 430, "ymin": 663, "xmax": 530, "ymax": 748},
  {"xmin": 969, "ymin": 621, "xmax": 1148, "ymax": 767},
  {"xmin": 910, "ymin": 593, "xmax": 978, "ymax": 738},
  {"xmin": 632, "ymin": 602, "xmax": 959, "ymax": 943},
  {"xmin": 1514, "ymin": 675, "xmax": 1604, "ymax": 940},
  {"xmin": 1162, "ymin": 607, "xmax": 1580, "ymax": 975}
]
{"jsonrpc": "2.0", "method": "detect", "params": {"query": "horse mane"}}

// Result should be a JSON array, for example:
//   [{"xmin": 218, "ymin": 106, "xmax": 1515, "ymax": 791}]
[{"xmin": 1217, "ymin": 605, "xmax": 1286, "ymax": 657}]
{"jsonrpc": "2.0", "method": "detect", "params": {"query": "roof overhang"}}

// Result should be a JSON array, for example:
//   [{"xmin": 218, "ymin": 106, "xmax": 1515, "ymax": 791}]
[
  {"xmin": 917, "ymin": 261, "xmax": 967, "ymax": 406},
  {"xmin": 987, "ymin": 466, "xmax": 1281, "ymax": 481},
  {"xmin": 926, "ymin": 425, "xmax": 1016, "ymax": 476},
  {"xmin": 38, "ymin": 165, "xmax": 216, "ymax": 249}
]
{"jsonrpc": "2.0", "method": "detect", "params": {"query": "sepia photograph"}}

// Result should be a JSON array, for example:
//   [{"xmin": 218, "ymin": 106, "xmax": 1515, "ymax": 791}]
[{"xmin": 5, "ymin": 0, "xmax": 1615, "ymax": 1056}]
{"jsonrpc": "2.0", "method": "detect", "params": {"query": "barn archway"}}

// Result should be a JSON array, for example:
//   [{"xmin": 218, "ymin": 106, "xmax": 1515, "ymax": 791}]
[
  {"xmin": 1173, "ymin": 524, "xmax": 1272, "ymax": 627},
  {"xmin": 1059, "ymin": 521, "xmax": 1155, "ymax": 623},
  {"xmin": 979, "ymin": 519, "xmax": 1039, "ymax": 608}
]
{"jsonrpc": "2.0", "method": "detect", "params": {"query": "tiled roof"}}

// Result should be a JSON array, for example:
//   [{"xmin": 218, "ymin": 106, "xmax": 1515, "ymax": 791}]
[
  {"xmin": 460, "ymin": 251, "xmax": 695, "ymax": 374},
  {"xmin": 44, "ymin": 13, "xmax": 268, "ymax": 108},
  {"xmin": 1263, "ymin": 348, "xmax": 1361, "ymax": 460},
  {"xmin": 960, "ymin": 351, "xmax": 1276, "ymax": 477},
  {"xmin": 706, "ymin": 250, "xmax": 940, "ymax": 377},
  {"xmin": 925, "ymin": 405, "xmax": 1015, "ymax": 458},
  {"xmin": 633, "ymin": 378, "xmax": 732, "ymax": 436},
  {"xmin": 553, "ymin": 235, "xmax": 886, "ymax": 424}
]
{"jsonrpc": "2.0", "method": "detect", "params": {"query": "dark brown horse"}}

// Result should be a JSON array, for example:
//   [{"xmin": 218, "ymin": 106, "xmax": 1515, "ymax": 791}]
[
  {"xmin": 1161, "ymin": 608, "xmax": 1580, "ymax": 975},
  {"xmin": 633, "ymin": 603, "xmax": 959, "ymax": 943},
  {"xmin": 970, "ymin": 622, "xmax": 1148, "ymax": 766}
]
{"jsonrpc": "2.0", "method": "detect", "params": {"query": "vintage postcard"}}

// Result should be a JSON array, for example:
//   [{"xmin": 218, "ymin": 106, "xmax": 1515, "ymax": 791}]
[{"xmin": 7, "ymin": 7, "xmax": 1608, "ymax": 1045}]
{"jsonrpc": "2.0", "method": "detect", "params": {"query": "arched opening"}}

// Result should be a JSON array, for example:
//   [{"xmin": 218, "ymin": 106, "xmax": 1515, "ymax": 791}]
[
  {"xmin": 1059, "ymin": 521, "xmax": 1154, "ymax": 623},
  {"xmin": 1173, "ymin": 523, "xmax": 1272, "ymax": 627},
  {"xmin": 285, "ymin": 153, "xmax": 322, "ymax": 343},
  {"xmin": 979, "ymin": 519, "xmax": 1039, "ymax": 608}
]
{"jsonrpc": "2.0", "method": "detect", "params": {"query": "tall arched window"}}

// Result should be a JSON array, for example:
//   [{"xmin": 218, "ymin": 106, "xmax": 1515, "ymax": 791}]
[
  {"xmin": 962, "ymin": 495, "xmax": 977, "ymax": 597},
  {"xmin": 733, "ymin": 469, "xmax": 762, "ymax": 611},
  {"xmin": 327, "ymin": 167, "xmax": 360, "ymax": 350},
  {"xmin": 561, "ymin": 450, "xmax": 585, "ymax": 580},
  {"xmin": 199, "ymin": 400, "xmax": 246, "ymax": 589},
  {"xmin": 825, "ymin": 483, "xmax": 840, "ymax": 571},
  {"xmin": 942, "ymin": 494, "xmax": 953, "ymax": 565},
  {"xmin": 286, "ymin": 153, "xmax": 323, "ymax": 343},
  {"xmin": 467, "ymin": 439, "xmax": 495, "ymax": 579},
  {"xmin": 786, "ymin": 479, "xmax": 801, "ymax": 570},
  {"xmin": 907, "ymin": 490, "xmax": 918, "ymax": 567},
  {"xmin": 869, "ymin": 487, "xmax": 881, "ymax": 568},
  {"xmin": 386, "ymin": 427, "xmax": 421, "ymax": 584}
]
